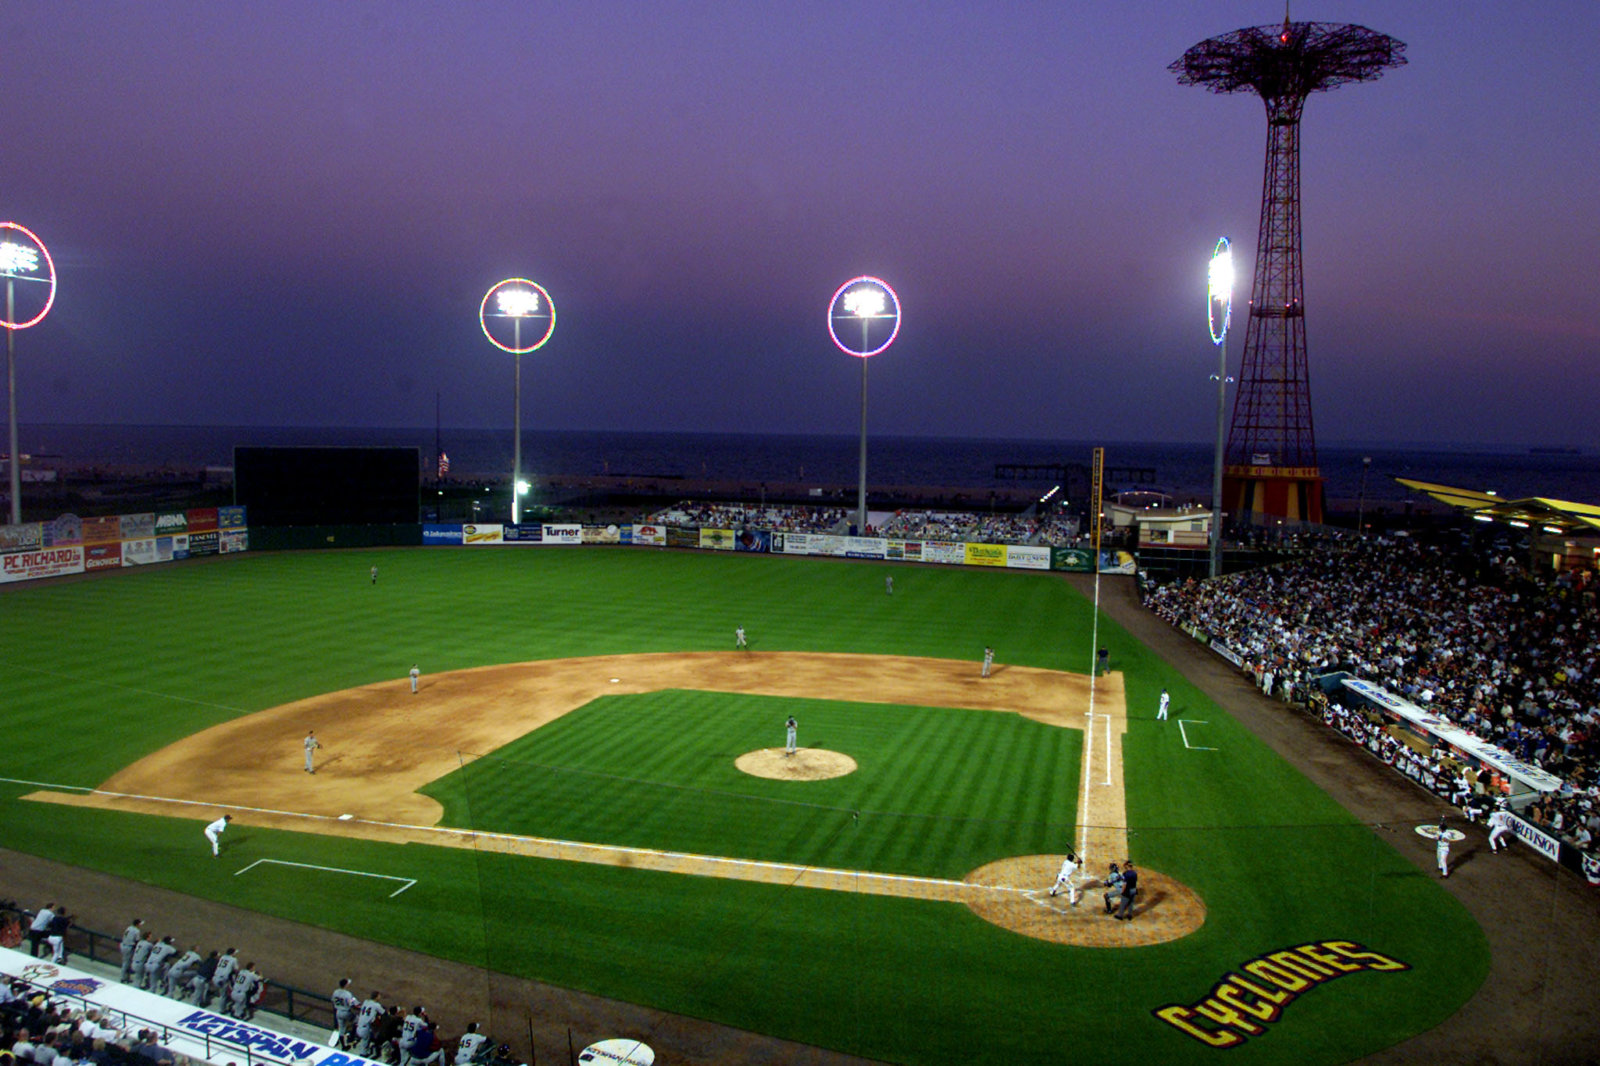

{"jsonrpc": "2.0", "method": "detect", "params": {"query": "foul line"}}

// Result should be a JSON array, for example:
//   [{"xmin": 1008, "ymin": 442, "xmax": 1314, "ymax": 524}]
[
  {"xmin": 3, "ymin": 776, "xmax": 1036, "ymax": 899},
  {"xmin": 6, "ymin": 663, "xmax": 250, "ymax": 715},
  {"xmin": 235, "ymin": 858, "xmax": 416, "ymax": 897},
  {"xmin": 1178, "ymin": 720, "xmax": 1217, "ymax": 751}
]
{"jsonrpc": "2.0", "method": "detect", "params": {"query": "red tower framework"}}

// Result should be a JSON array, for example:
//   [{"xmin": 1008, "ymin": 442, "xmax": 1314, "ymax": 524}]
[{"xmin": 1172, "ymin": 20, "xmax": 1405, "ymax": 524}]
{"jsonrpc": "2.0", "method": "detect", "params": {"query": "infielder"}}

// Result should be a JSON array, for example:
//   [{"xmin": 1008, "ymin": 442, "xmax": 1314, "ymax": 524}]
[
  {"xmin": 981, "ymin": 646, "xmax": 994, "ymax": 678},
  {"xmin": 736, "ymin": 625, "xmax": 747, "ymax": 650},
  {"xmin": 304, "ymin": 730, "xmax": 322, "ymax": 773},
  {"xmin": 1048, "ymin": 850, "xmax": 1081, "ymax": 904},
  {"xmin": 1487, "ymin": 807, "xmax": 1513, "ymax": 852},
  {"xmin": 1157, "ymin": 688, "xmax": 1170, "ymax": 721},
  {"xmin": 409, "ymin": 665, "xmax": 420, "ymax": 694},
  {"xmin": 785, "ymin": 715, "xmax": 798, "ymax": 757},
  {"xmin": 205, "ymin": 814, "xmax": 232, "ymax": 856}
]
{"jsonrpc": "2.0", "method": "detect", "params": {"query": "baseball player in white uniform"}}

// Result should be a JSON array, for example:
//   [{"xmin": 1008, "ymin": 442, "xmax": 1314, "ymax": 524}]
[
  {"xmin": 785, "ymin": 715, "xmax": 797, "ymax": 756},
  {"xmin": 205, "ymin": 814, "xmax": 231, "ymax": 856},
  {"xmin": 981, "ymin": 646, "xmax": 994, "ymax": 678},
  {"xmin": 1157, "ymin": 689, "xmax": 1170, "ymax": 720},
  {"xmin": 304, "ymin": 730, "xmax": 321, "ymax": 773},
  {"xmin": 455, "ymin": 1023, "xmax": 489, "ymax": 1066},
  {"xmin": 736, "ymin": 626, "xmax": 747, "ymax": 650},
  {"xmin": 409, "ymin": 665, "xmax": 420, "ymax": 694},
  {"xmin": 1048, "ymin": 850, "xmax": 1081, "ymax": 904},
  {"xmin": 1435, "ymin": 821, "xmax": 1452, "ymax": 877},
  {"xmin": 1487, "ymin": 807, "xmax": 1513, "ymax": 852},
  {"xmin": 332, "ymin": 979, "xmax": 360, "ymax": 1047}
]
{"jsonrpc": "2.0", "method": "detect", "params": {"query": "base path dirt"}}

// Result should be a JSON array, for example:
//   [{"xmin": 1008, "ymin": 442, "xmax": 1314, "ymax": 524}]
[{"xmin": 29, "ymin": 651, "xmax": 1203, "ymax": 946}]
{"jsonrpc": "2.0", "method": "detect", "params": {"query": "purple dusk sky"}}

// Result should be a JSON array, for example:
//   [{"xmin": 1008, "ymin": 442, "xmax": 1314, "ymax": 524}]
[{"xmin": 3, "ymin": 1, "xmax": 1596, "ymax": 447}]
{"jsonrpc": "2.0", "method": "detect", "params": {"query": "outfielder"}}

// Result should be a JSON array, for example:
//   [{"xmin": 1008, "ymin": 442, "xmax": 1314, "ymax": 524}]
[
  {"xmin": 1157, "ymin": 688, "xmax": 1170, "ymax": 721},
  {"xmin": 1048, "ymin": 850, "xmax": 1081, "ymax": 904},
  {"xmin": 785, "ymin": 715, "xmax": 798, "ymax": 756},
  {"xmin": 736, "ymin": 625, "xmax": 747, "ymax": 650},
  {"xmin": 1487, "ymin": 806, "xmax": 1513, "ymax": 852},
  {"xmin": 304, "ymin": 730, "xmax": 322, "ymax": 773},
  {"xmin": 205, "ymin": 814, "xmax": 231, "ymax": 856}
]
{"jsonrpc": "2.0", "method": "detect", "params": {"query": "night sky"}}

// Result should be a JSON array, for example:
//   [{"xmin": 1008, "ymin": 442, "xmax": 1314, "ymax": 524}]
[{"xmin": 4, "ymin": 2, "xmax": 1596, "ymax": 447}]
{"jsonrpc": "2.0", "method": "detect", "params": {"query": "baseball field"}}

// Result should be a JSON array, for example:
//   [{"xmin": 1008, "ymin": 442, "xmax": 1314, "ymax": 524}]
[{"xmin": 0, "ymin": 546, "xmax": 1489, "ymax": 1063}]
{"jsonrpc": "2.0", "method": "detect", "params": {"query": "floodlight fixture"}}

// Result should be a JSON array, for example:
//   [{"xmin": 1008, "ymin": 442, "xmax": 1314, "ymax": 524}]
[
  {"xmin": 497, "ymin": 288, "xmax": 540, "ymax": 318},
  {"xmin": 0, "ymin": 243, "xmax": 40, "ymax": 276},
  {"xmin": 480, "ymin": 277, "xmax": 557, "ymax": 525},
  {"xmin": 843, "ymin": 287, "xmax": 887, "ymax": 318},
  {"xmin": 1205, "ymin": 236, "xmax": 1235, "ymax": 579},
  {"xmin": 1207, "ymin": 237, "xmax": 1233, "ymax": 345},
  {"xmin": 827, "ymin": 274, "xmax": 902, "ymax": 533}
]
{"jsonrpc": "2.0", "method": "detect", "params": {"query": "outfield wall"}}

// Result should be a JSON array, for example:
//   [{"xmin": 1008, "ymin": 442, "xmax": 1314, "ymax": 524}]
[
  {"xmin": 422, "ymin": 521, "xmax": 1134, "ymax": 573},
  {"xmin": 0, "ymin": 507, "xmax": 249, "ymax": 585}
]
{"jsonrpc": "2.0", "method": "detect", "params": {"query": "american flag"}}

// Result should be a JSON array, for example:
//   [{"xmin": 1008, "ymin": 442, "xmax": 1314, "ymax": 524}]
[{"xmin": 437, "ymin": 452, "xmax": 450, "ymax": 478}]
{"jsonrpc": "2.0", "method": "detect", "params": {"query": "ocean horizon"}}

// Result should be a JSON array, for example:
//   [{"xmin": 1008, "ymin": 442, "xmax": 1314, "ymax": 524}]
[{"xmin": 13, "ymin": 422, "xmax": 1599, "ymax": 507}]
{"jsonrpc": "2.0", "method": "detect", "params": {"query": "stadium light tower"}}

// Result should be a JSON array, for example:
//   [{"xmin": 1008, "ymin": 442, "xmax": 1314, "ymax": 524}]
[
  {"xmin": 1206, "ymin": 237, "xmax": 1234, "ymax": 579},
  {"xmin": 1, "ymin": 223, "xmax": 58, "ymax": 526},
  {"xmin": 479, "ymin": 279, "xmax": 556, "ymax": 526},
  {"xmin": 1172, "ymin": 17, "xmax": 1405, "ymax": 525},
  {"xmin": 828, "ymin": 277, "xmax": 901, "ymax": 535}
]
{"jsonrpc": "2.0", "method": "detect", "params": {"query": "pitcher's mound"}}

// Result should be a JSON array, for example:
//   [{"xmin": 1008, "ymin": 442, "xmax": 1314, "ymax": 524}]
[
  {"xmin": 964, "ymin": 855, "xmax": 1206, "ymax": 947},
  {"xmin": 736, "ymin": 748, "xmax": 857, "ymax": 781}
]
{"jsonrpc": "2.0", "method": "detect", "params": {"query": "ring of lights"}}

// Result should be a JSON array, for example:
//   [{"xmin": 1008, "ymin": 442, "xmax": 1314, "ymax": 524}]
[
  {"xmin": 1206, "ymin": 237, "xmax": 1232, "ymax": 346},
  {"xmin": 479, "ymin": 278, "xmax": 557, "ymax": 354},
  {"xmin": 827, "ymin": 275, "xmax": 901, "ymax": 358},
  {"xmin": 0, "ymin": 222, "xmax": 57, "ymax": 331}
]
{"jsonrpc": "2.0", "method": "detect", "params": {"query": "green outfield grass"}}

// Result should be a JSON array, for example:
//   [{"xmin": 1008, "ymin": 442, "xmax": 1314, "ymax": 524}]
[{"xmin": 0, "ymin": 547, "xmax": 1489, "ymax": 1064}]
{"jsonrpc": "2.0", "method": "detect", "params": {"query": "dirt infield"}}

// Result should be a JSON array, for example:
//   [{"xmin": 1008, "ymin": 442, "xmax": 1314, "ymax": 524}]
[{"xmin": 28, "ymin": 651, "xmax": 1202, "ymax": 946}]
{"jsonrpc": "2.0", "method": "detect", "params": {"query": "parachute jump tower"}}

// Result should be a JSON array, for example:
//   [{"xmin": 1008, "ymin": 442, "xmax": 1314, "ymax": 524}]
[{"xmin": 1171, "ymin": 17, "xmax": 1405, "ymax": 524}]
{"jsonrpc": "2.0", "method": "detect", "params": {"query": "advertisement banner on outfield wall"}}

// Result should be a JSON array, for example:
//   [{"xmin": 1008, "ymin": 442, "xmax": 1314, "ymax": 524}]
[
  {"xmin": 47, "ymin": 514, "xmax": 82, "ymax": 547},
  {"xmin": 85, "ymin": 542, "xmax": 122, "ymax": 570},
  {"xmin": 1099, "ymin": 549, "xmax": 1136, "ymax": 574},
  {"xmin": 734, "ymin": 529, "xmax": 771, "ymax": 552},
  {"xmin": 1, "ymin": 546, "xmax": 84, "ymax": 583},
  {"xmin": 844, "ymin": 536, "xmax": 887, "ymax": 559},
  {"xmin": 82, "ymin": 515, "xmax": 121, "ymax": 545},
  {"xmin": 423, "ymin": 524, "xmax": 464, "ymax": 545},
  {"xmin": 666, "ymin": 527, "xmax": 698, "ymax": 549},
  {"xmin": 122, "ymin": 538, "xmax": 157, "ymax": 565},
  {"xmin": 964, "ymin": 543, "xmax": 1007, "ymax": 567},
  {"xmin": 1052, "ymin": 547, "xmax": 1093, "ymax": 572},
  {"xmin": 542, "ymin": 524, "xmax": 582, "ymax": 545},
  {"xmin": 1006, "ymin": 545, "xmax": 1051, "ymax": 570},
  {"xmin": 463, "ymin": 523, "xmax": 504, "ymax": 544},
  {"xmin": 121, "ymin": 513, "xmax": 155, "ymax": 540},
  {"xmin": 155, "ymin": 511, "xmax": 188, "ymax": 536},
  {"xmin": 632, "ymin": 524, "xmax": 665, "ymax": 546},
  {"xmin": 218, "ymin": 505, "xmax": 247, "ymax": 530},
  {"xmin": 0, "ymin": 522, "xmax": 42, "ymax": 552},
  {"xmin": 186, "ymin": 507, "xmax": 219, "ymax": 532},
  {"xmin": 171, "ymin": 534, "xmax": 191, "ymax": 560},
  {"xmin": 699, "ymin": 528, "xmax": 736, "ymax": 550},
  {"xmin": 770, "ymin": 532, "xmax": 805, "ymax": 555},
  {"xmin": 887, "ymin": 540, "xmax": 922, "ymax": 561},
  {"xmin": 219, "ymin": 529, "xmax": 248, "ymax": 553},
  {"xmin": 501, "ymin": 524, "xmax": 543, "ymax": 544},
  {"xmin": 582, "ymin": 525, "xmax": 622, "ymax": 544},
  {"xmin": 154, "ymin": 537, "xmax": 175, "ymax": 563},
  {"xmin": 187, "ymin": 530, "xmax": 220, "ymax": 557}
]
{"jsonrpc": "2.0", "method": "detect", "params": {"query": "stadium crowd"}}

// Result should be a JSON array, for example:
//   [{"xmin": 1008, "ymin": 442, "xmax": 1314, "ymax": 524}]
[
  {"xmin": 644, "ymin": 501, "xmax": 1085, "ymax": 546},
  {"xmin": 0, "ymin": 905, "xmax": 519, "ymax": 1066},
  {"xmin": 1146, "ymin": 531, "xmax": 1600, "ymax": 855}
]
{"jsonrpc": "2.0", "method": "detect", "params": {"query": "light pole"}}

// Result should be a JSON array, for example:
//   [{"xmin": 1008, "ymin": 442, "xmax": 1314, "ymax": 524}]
[
  {"xmin": 479, "ymin": 279, "xmax": 555, "ymax": 526},
  {"xmin": 1, "ymin": 223, "xmax": 58, "ymax": 527},
  {"xmin": 827, "ymin": 276, "xmax": 901, "ymax": 535},
  {"xmin": 1206, "ymin": 238, "xmax": 1234, "ymax": 579},
  {"xmin": 1357, "ymin": 455, "xmax": 1372, "ymax": 535}
]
